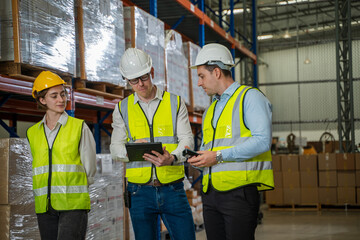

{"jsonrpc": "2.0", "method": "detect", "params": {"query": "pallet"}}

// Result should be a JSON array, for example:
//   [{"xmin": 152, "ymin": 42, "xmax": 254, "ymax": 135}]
[
  {"xmin": 0, "ymin": 61, "xmax": 73, "ymax": 83},
  {"xmin": 319, "ymin": 204, "xmax": 360, "ymax": 211},
  {"xmin": 74, "ymin": 78, "xmax": 124, "ymax": 99},
  {"xmin": 268, "ymin": 203, "xmax": 320, "ymax": 211}
]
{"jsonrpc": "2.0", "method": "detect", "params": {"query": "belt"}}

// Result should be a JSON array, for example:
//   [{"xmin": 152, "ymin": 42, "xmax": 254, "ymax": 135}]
[{"xmin": 145, "ymin": 178, "xmax": 183, "ymax": 187}]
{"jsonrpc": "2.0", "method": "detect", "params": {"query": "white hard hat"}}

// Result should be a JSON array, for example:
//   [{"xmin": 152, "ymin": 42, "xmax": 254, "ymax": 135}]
[
  {"xmin": 119, "ymin": 48, "xmax": 152, "ymax": 79},
  {"xmin": 190, "ymin": 43, "xmax": 234, "ymax": 70}
]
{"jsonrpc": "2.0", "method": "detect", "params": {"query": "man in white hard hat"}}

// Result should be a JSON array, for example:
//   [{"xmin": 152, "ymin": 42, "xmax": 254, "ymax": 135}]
[
  {"xmin": 187, "ymin": 43, "xmax": 274, "ymax": 240},
  {"xmin": 110, "ymin": 48, "xmax": 195, "ymax": 240}
]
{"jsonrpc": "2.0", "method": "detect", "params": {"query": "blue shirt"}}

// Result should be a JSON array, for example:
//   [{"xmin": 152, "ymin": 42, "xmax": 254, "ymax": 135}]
[{"xmin": 201, "ymin": 81, "xmax": 272, "ymax": 162}]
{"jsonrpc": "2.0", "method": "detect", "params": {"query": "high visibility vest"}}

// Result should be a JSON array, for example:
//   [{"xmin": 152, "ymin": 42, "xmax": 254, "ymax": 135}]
[
  {"xmin": 27, "ymin": 117, "xmax": 90, "ymax": 213},
  {"xmin": 119, "ymin": 91, "xmax": 184, "ymax": 184},
  {"xmin": 202, "ymin": 85, "xmax": 274, "ymax": 193}
]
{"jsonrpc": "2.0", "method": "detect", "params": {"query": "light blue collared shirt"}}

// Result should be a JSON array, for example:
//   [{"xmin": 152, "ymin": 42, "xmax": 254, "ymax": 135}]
[{"xmin": 201, "ymin": 81, "xmax": 272, "ymax": 162}]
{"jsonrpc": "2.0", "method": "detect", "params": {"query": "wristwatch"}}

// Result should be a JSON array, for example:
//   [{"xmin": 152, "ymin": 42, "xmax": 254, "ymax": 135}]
[{"xmin": 216, "ymin": 151, "xmax": 223, "ymax": 164}]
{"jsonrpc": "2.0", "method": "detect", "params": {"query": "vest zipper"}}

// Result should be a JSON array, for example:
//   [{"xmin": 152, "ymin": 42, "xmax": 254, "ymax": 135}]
[{"xmin": 209, "ymin": 101, "xmax": 219, "ymax": 182}]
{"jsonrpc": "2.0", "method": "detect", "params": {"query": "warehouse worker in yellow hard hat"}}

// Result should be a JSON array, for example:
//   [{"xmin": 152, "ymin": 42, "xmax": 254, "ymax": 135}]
[
  {"xmin": 27, "ymin": 71, "xmax": 96, "ymax": 240},
  {"xmin": 187, "ymin": 43, "xmax": 274, "ymax": 240},
  {"xmin": 110, "ymin": 48, "xmax": 196, "ymax": 240}
]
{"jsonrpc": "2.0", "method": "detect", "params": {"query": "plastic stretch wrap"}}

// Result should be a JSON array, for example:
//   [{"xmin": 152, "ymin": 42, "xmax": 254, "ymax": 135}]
[
  {"xmin": 0, "ymin": 138, "xmax": 40, "ymax": 240},
  {"xmin": 0, "ymin": 0, "xmax": 75, "ymax": 74},
  {"xmin": 124, "ymin": 6, "xmax": 165, "ymax": 90},
  {"xmin": 165, "ymin": 30, "xmax": 190, "ymax": 105},
  {"xmin": 77, "ymin": 0, "xmax": 126, "ymax": 85},
  {"xmin": 87, "ymin": 154, "xmax": 124, "ymax": 240},
  {"xmin": 183, "ymin": 42, "xmax": 210, "ymax": 111}
]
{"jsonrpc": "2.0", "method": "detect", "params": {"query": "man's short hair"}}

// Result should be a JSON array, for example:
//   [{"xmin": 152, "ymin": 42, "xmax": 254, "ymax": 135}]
[{"xmin": 204, "ymin": 64, "xmax": 232, "ymax": 78}]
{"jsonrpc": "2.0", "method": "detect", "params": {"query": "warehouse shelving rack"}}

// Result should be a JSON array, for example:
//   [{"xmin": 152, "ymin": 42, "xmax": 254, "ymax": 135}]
[{"xmin": 0, "ymin": 0, "xmax": 256, "ymax": 152}]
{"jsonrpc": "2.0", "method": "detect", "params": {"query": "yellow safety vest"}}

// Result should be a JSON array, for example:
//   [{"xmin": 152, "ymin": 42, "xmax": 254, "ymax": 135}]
[
  {"xmin": 27, "ymin": 116, "xmax": 90, "ymax": 213},
  {"xmin": 119, "ymin": 91, "xmax": 184, "ymax": 184},
  {"xmin": 202, "ymin": 85, "xmax": 274, "ymax": 193}
]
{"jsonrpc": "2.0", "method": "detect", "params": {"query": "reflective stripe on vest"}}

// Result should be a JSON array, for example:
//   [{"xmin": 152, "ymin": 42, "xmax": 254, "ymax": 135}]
[
  {"xmin": 27, "ymin": 116, "xmax": 90, "ymax": 213},
  {"xmin": 119, "ymin": 91, "xmax": 184, "ymax": 184},
  {"xmin": 202, "ymin": 85, "xmax": 274, "ymax": 192}
]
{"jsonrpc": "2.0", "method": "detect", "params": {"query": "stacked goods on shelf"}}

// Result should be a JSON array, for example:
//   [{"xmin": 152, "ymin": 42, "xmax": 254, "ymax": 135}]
[
  {"xmin": 0, "ymin": 0, "xmax": 75, "ymax": 75},
  {"xmin": 185, "ymin": 188, "xmax": 204, "ymax": 226},
  {"xmin": 336, "ymin": 153, "xmax": 356, "ymax": 204},
  {"xmin": 75, "ymin": 0, "xmax": 126, "ymax": 86},
  {"xmin": 124, "ymin": 6, "xmax": 165, "ymax": 90},
  {"xmin": 183, "ymin": 42, "xmax": 210, "ymax": 112},
  {"xmin": 0, "ymin": 138, "xmax": 40, "ymax": 240},
  {"xmin": 87, "ymin": 154, "xmax": 125, "ymax": 240},
  {"xmin": 165, "ymin": 30, "xmax": 190, "ymax": 105}
]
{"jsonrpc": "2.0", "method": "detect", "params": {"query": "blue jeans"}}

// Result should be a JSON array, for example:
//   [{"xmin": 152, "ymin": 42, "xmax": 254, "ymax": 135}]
[{"xmin": 127, "ymin": 181, "xmax": 195, "ymax": 240}]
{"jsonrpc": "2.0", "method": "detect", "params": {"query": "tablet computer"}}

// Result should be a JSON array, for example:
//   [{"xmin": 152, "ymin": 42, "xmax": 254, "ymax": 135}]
[{"xmin": 125, "ymin": 142, "xmax": 163, "ymax": 161}]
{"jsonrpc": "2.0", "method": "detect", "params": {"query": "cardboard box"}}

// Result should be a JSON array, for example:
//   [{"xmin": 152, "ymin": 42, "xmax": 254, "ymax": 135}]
[
  {"xmin": 337, "ymin": 171, "xmax": 356, "ymax": 187},
  {"xmin": 281, "ymin": 155, "xmax": 299, "ymax": 172},
  {"xmin": 336, "ymin": 153, "xmax": 355, "ymax": 170},
  {"xmin": 337, "ymin": 187, "xmax": 356, "ymax": 204},
  {"xmin": 0, "ymin": 138, "xmax": 33, "ymax": 205},
  {"xmin": 274, "ymin": 172, "xmax": 283, "ymax": 188},
  {"xmin": 357, "ymin": 188, "xmax": 360, "ymax": 204},
  {"xmin": 299, "ymin": 155, "xmax": 318, "ymax": 172},
  {"xmin": 283, "ymin": 188, "xmax": 301, "ymax": 204},
  {"xmin": 300, "ymin": 171, "xmax": 318, "ymax": 188},
  {"xmin": 300, "ymin": 188, "xmax": 318, "ymax": 204},
  {"xmin": 355, "ymin": 153, "xmax": 360, "ymax": 170},
  {"xmin": 272, "ymin": 155, "xmax": 282, "ymax": 172},
  {"xmin": 318, "ymin": 187, "xmax": 337, "ymax": 204},
  {"xmin": 282, "ymin": 172, "xmax": 300, "ymax": 188},
  {"xmin": 318, "ymin": 171, "xmax": 337, "ymax": 187},
  {"xmin": 356, "ymin": 171, "xmax": 360, "ymax": 187},
  {"xmin": 318, "ymin": 153, "xmax": 336, "ymax": 170},
  {"xmin": 265, "ymin": 188, "xmax": 283, "ymax": 205}
]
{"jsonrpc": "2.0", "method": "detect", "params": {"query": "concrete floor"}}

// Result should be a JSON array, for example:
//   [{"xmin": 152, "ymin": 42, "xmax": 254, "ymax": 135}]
[{"xmin": 196, "ymin": 206, "xmax": 360, "ymax": 240}]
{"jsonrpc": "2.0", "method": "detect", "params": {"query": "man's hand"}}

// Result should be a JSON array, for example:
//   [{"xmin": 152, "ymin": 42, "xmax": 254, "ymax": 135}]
[
  {"xmin": 143, "ymin": 147, "xmax": 175, "ymax": 167},
  {"xmin": 187, "ymin": 150, "xmax": 217, "ymax": 167}
]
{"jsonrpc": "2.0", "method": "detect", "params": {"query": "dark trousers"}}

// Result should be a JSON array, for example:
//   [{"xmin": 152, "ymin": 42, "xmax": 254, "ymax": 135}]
[
  {"xmin": 202, "ymin": 185, "xmax": 260, "ymax": 240},
  {"xmin": 36, "ymin": 210, "xmax": 88, "ymax": 240}
]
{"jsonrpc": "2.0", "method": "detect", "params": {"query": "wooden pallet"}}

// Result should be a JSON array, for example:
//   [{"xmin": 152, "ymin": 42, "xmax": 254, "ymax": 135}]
[
  {"xmin": 74, "ymin": 78, "xmax": 124, "ymax": 99},
  {"xmin": 268, "ymin": 204, "xmax": 320, "ymax": 211},
  {"xmin": 0, "ymin": 61, "xmax": 73, "ymax": 83}
]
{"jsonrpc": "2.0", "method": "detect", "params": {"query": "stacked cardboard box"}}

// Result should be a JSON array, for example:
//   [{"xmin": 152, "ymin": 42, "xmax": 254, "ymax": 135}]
[
  {"xmin": 318, "ymin": 153, "xmax": 337, "ymax": 204},
  {"xmin": 356, "ymin": 153, "xmax": 360, "ymax": 204},
  {"xmin": 124, "ymin": 6, "xmax": 165, "ymax": 90},
  {"xmin": 0, "ymin": 138, "xmax": 40, "ymax": 240},
  {"xmin": 299, "ymin": 155, "xmax": 318, "ymax": 204},
  {"xmin": 75, "ymin": 0, "xmax": 126, "ymax": 85},
  {"xmin": 265, "ymin": 155, "xmax": 283, "ymax": 204},
  {"xmin": 165, "ymin": 30, "xmax": 190, "ymax": 105},
  {"xmin": 281, "ymin": 155, "xmax": 301, "ymax": 204},
  {"xmin": 336, "ymin": 153, "xmax": 356, "ymax": 204},
  {"xmin": 0, "ymin": 0, "xmax": 75, "ymax": 74}
]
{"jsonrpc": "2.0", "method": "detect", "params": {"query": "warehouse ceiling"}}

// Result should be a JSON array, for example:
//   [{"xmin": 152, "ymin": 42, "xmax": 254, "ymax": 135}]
[{"xmin": 128, "ymin": 0, "xmax": 360, "ymax": 56}]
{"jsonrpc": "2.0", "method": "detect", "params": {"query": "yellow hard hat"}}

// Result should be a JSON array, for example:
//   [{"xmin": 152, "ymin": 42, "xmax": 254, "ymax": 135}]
[{"xmin": 32, "ymin": 71, "xmax": 66, "ymax": 98}]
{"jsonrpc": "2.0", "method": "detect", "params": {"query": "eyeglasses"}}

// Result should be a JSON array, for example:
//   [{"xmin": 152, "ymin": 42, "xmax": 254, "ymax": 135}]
[{"xmin": 128, "ymin": 74, "xmax": 150, "ymax": 85}]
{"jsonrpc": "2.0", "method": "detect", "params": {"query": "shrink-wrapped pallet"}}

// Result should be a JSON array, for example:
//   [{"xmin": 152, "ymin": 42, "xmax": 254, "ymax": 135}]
[
  {"xmin": 0, "ymin": 138, "xmax": 40, "ymax": 240},
  {"xmin": 75, "ymin": 0, "xmax": 126, "ymax": 85},
  {"xmin": 165, "ymin": 30, "xmax": 190, "ymax": 105},
  {"xmin": 124, "ymin": 6, "xmax": 165, "ymax": 90},
  {"xmin": 183, "ymin": 42, "xmax": 210, "ymax": 111},
  {"xmin": 87, "ymin": 154, "xmax": 125, "ymax": 240},
  {"xmin": 0, "ymin": 0, "xmax": 75, "ymax": 74}
]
